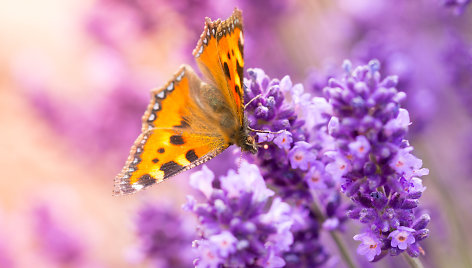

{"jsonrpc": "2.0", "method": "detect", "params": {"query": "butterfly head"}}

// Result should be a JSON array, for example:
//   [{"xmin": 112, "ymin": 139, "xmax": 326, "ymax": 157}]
[
  {"xmin": 239, "ymin": 133, "xmax": 257, "ymax": 154},
  {"xmin": 237, "ymin": 119, "xmax": 258, "ymax": 154}
]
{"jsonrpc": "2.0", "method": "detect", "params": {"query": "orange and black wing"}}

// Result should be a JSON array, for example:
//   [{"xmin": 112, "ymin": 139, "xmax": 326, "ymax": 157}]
[
  {"xmin": 113, "ymin": 65, "xmax": 228, "ymax": 195},
  {"xmin": 193, "ymin": 8, "xmax": 245, "ymax": 126}
]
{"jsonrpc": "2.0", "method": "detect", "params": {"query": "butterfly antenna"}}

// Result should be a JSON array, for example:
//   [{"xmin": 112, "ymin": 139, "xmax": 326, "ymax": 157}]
[
  {"xmin": 244, "ymin": 94, "xmax": 262, "ymax": 109},
  {"xmin": 248, "ymin": 127, "xmax": 285, "ymax": 135}
]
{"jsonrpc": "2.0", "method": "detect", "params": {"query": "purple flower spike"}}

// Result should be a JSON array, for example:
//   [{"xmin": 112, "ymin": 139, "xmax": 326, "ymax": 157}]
[
  {"xmin": 324, "ymin": 60, "xmax": 430, "ymax": 261},
  {"xmin": 243, "ymin": 68, "xmax": 350, "ymax": 266}
]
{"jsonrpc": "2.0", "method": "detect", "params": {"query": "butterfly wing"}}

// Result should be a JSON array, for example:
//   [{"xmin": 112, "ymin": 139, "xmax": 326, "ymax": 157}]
[
  {"xmin": 193, "ymin": 8, "xmax": 245, "ymax": 127},
  {"xmin": 114, "ymin": 65, "xmax": 230, "ymax": 195}
]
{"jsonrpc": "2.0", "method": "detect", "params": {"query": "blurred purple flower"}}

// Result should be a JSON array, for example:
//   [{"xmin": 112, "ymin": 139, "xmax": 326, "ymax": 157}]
[
  {"xmin": 443, "ymin": 31, "xmax": 472, "ymax": 115},
  {"xmin": 185, "ymin": 162, "xmax": 294, "ymax": 268},
  {"xmin": 444, "ymin": 0, "xmax": 471, "ymax": 14},
  {"xmin": 0, "ymin": 243, "xmax": 14, "ymax": 268},
  {"xmin": 313, "ymin": 0, "xmax": 468, "ymax": 132},
  {"xmin": 134, "ymin": 202, "xmax": 195, "ymax": 268},
  {"xmin": 32, "ymin": 205, "xmax": 84, "ymax": 265},
  {"xmin": 304, "ymin": 161, "xmax": 329, "ymax": 190},
  {"xmin": 288, "ymin": 141, "xmax": 316, "ymax": 171},
  {"xmin": 86, "ymin": 0, "xmax": 165, "ymax": 48},
  {"xmin": 18, "ymin": 51, "xmax": 149, "ymax": 161},
  {"xmin": 323, "ymin": 60, "xmax": 430, "ymax": 261}
]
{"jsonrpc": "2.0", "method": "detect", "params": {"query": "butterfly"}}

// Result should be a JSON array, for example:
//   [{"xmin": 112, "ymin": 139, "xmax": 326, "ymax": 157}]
[{"xmin": 113, "ymin": 8, "xmax": 258, "ymax": 195}]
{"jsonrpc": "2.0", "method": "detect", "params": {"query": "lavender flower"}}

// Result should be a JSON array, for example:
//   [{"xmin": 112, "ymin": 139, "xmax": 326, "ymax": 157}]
[
  {"xmin": 243, "ymin": 68, "xmax": 311, "ymax": 196},
  {"xmin": 243, "ymin": 68, "xmax": 345, "ymax": 266},
  {"xmin": 323, "ymin": 60, "xmax": 430, "ymax": 261},
  {"xmin": 133, "ymin": 202, "xmax": 195, "ymax": 268},
  {"xmin": 184, "ymin": 163, "xmax": 294, "ymax": 268}
]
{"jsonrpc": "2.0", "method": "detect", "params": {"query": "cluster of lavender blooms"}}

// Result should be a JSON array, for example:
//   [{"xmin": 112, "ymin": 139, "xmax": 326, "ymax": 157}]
[
  {"xmin": 182, "ymin": 60, "xmax": 430, "ymax": 266},
  {"xmin": 133, "ymin": 203, "xmax": 195, "ymax": 268},
  {"xmin": 324, "ymin": 60, "xmax": 430, "ymax": 261},
  {"xmin": 184, "ymin": 163, "xmax": 294, "ymax": 268},
  {"xmin": 243, "ymin": 68, "xmax": 342, "ymax": 266}
]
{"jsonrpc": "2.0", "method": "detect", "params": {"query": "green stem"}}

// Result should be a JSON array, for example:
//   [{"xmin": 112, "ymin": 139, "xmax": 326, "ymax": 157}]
[
  {"xmin": 310, "ymin": 200, "xmax": 359, "ymax": 268},
  {"xmin": 403, "ymin": 254, "xmax": 424, "ymax": 268},
  {"xmin": 330, "ymin": 231, "xmax": 359, "ymax": 268}
]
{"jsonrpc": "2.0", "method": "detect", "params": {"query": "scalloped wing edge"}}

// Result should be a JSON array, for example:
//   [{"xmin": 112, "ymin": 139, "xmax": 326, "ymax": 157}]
[{"xmin": 192, "ymin": 8, "xmax": 243, "ymax": 58}]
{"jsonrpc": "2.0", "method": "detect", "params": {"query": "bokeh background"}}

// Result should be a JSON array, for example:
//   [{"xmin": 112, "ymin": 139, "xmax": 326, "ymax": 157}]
[{"xmin": 1, "ymin": 0, "xmax": 471, "ymax": 267}]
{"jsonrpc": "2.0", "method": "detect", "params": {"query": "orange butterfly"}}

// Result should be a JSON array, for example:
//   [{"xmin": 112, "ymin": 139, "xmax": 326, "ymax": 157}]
[{"xmin": 113, "ymin": 8, "xmax": 257, "ymax": 195}]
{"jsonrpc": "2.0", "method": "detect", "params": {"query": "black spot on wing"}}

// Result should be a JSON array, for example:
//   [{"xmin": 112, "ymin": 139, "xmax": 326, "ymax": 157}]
[
  {"xmin": 170, "ymin": 135, "xmax": 185, "ymax": 145},
  {"xmin": 174, "ymin": 119, "xmax": 190, "ymax": 129},
  {"xmin": 227, "ymin": 51, "xmax": 231, "ymax": 60},
  {"xmin": 235, "ymin": 84, "xmax": 242, "ymax": 99},
  {"xmin": 160, "ymin": 161, "xmax": 183, "ymax": 178},
  {"xmin": 158, "ymin": 148, "xmax": 165, "ymax": 153},
  {"xmin": 185, "ymin": 149, "xmax": 198, "ymax": 162},
  {"xmin": 236, "ymin": 60, "xmax": 244, "ymax": 85},
  {"xmin": 137, "ymin": 174, "xmax": 155, "ymax": 187},
  {"xmin": 152, "ymin": 158, "xmax": 159, "ymax": 163},
  {"xmin": 223, "ymin": 62, "xmax": 231, "ymax": 81}
]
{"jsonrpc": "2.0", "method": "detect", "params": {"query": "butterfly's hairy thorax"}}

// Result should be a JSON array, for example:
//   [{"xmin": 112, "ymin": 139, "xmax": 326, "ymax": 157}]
[
  {"xmin": 192, "ymin": 79, "xmax": 256, "ymax": 154},
  {"xmin": 233, "ymin": 118, "xmax": 257, "ymax": 154}
]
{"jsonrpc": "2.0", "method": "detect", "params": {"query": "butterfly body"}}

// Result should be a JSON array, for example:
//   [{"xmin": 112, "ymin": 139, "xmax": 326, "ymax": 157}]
[{"xmin": 114, "ymin": 8, "xmax": 255, "ymax": 195}]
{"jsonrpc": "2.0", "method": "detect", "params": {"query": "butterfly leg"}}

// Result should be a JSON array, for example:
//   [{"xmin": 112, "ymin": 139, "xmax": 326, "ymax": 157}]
[
  {"xmin": 247, "ymin": 127, "xmax": 285, "ymax": 135},
  {"xmin": 244, "ymin": 94, "xmax": 262, "ymax": 109}
]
